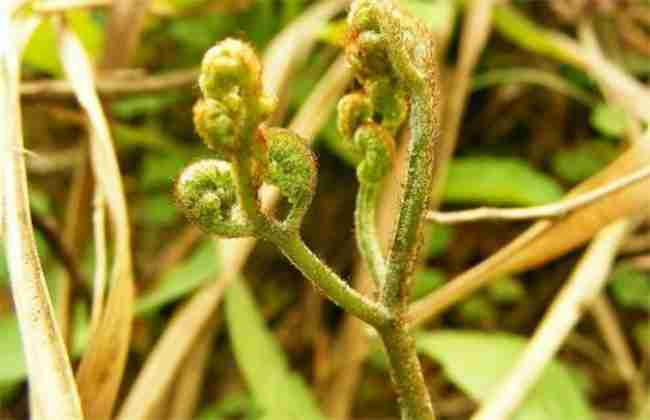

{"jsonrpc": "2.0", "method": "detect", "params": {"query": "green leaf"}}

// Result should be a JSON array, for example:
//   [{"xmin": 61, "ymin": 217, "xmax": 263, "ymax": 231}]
[
  {"xmin": 320, "ymin": 0, "xmax": 456, "ymax": 47},
  {"xmin": 23, "ymin": 11, "xmax": 103, "ymax": 75},
  {"xmin": 136, "ymin": 194, "xmax": 179, "ymax": 227},
  {"xmin": 71, "ymin": 302, "xmax": 90, "ymax": 358},
  {"xmin": 0, "ymin": 381, "xmax": 21, "ymax": 405},
  {"xmin": 423, "ymin": 223, "xmax": 454, "ymax": 259},
  {"xmin": 140, "ymin": 153, "xmax": 188, "ymax": 190},
  {"xmin": 29, "ymin": 188, "xmax": 52, "ymax": 216},
  {"xmin": 135, "ymin": 241, "xmax": 218, "ymax": 315},
  {"xmin": 492, "ymin": 5, "xmax": 580, "ymax": 66},
  {"xmin": 443, "ymin": 157, "xmax": 564, "ymax": 206},
  {"xmin": 111, "ymin": 123, "xmax": 179, "ymax": 152},
  {"xmin": 152, "ymin": 0, "xmax": 210, "ymax": 13},
  {"xmin": 225, "ymin": 280, "xmax": 325, "ymax": 420},
  {"xmin": 111, "ymin": 93, "xmax": 185, "ymax": 119},
  {"xmin": 417, "ymin": 331, "xmax": 595, "ymax": 420},
  {"xmin": 404, "ymin": 0, "xmax": 457, "ymax": 33},
  {"xmin": 457, "ymin": 296, "xmax": 497, "ymax": 325},
  {"xmin": 167, "ymin": 13, "xmax": 230, "ymax": 53},
  {"xmin": 487, "ymin": 276, "xmax": 525, "ymax": 303},
  {"xmin": 551, "ymin": 140, "xmax": 619, "ymax": 184},
  {"xmin": 0, "ymin": 244, "xmax": 7, "ymax": 288},
  {"xmin": 195, "ymin": 393, "xmax": 254, "ymax": 420},
  {"xmin": 1, "ymin": 231, "xmax": 51, "ymax": 287},
  {"xmin": 0, "ymin": 303, "xmax": 93, "ymax": 404},
  {"xmin": 608, "ymin": 263, "xmax": 650, "ymax": 311},
  {"xmin": 590, "ymin": 103, "xmax": 628, "ymax": 138},
  {"xmin": 318, "ymin": 19, "xmax": 347, "ymax": 47},
  {"xmin": 0, "ymin": 315, "xmax": 27, "ymax": 395},
  {"xmin": 410, "ymin": 268, "xmax": 446, "ymax": 301},
  {"xmin": 633, "ymin": 321, "xmax": 650, "ymax": 354}
]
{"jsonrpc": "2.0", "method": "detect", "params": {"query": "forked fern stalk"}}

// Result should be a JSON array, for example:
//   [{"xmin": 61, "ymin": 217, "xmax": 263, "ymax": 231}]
[{"xmin": 175, "ymin": 1, "xmax": 440, "ymax": 418}]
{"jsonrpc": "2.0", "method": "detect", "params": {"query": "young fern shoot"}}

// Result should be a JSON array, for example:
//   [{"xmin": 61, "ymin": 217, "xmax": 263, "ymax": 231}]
[
  {"xmin": 175, "ymin": 1, "xmax": 440, "ymax": 418},
  {"xmin": 175, "ymin": 38, "xmax": 388, "ymax": 327},
  {"xmin": 345, "ymin": 1, "xmax": 441, "ymax": 419}
]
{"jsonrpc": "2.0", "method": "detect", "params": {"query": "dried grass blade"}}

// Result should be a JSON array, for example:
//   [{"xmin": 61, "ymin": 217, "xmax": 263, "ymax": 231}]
[
  {"xmin": 57, "ymin": 24, "xmax": 135, "ymax": 420},
  {"xmin": 409, "ymin": 140, "xmax": 650, "ymax": 327},
  {"xmin": 33, "ymin": 0, "xmax": 113, "ymax": 13},
  {"xmin": 472, "ymin": 220, "xmax": 630, "ymax": 420},
  {"xmin": 427, "ymin": 164, "xmax": 650, "ymax": 223},
  {"xmin": 21, "ymin": 67, "xmax": 199, "ymax": 98},
  {"xmin": 117, "ymin": 51, "xmax": 351, "ymax": 420},
  {"xmin": 101, "ymin": 0, "xmax": 149, "ymax": 68},
  {"xmin": 167, "ymin": 316, "xmax": 219, "ymax": 420},
  {"xmin": 0, "ymin": 14, "xmax": 83, "ymax": 420},
  {"xmin": 262, "ymin": 0, "xmax": 350, "ymax": 123},
  {"xmin": 116, "ymin": 239, "xmax": 251, "ymax": 420},
  {"xmin": 89, "ymin": 189, "xmax": 107, "ymax": 336},
  {"xmin": 432, "ymin": 0, "xmax": 496, "ymax": 204}
]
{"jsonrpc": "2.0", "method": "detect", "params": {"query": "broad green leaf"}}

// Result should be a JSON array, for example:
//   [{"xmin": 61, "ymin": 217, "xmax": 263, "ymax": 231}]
[
  {"xmin": 195, "ymin": 393, "xmax": 254, "ymax": 420},
  {"xmin": 318, "ymin": 19, "xmax": 346, "ymax": 46},
  {"xmin": 135, "ymin": 241, "xmax": 218, "ymax": 315},
  {"xmin": 622, "ymin": 51, "xmax": 650, "ymax": 77},
  {"xmin": 636, "ymin": 391, "xmax": 650, "ymax": 420},
  {"xmin": 29, "ymin": 188, "xmax": 52, "ymax": 216},
  {"xmin": 155, "ymin": 11, "xmax": 240, "ymax": 67},
  {"xmin": 492, "ymin": 5, "xmax": 581, "ymax": 66},
  {"xmin": 140, "ymin": 153, "xmax": 188, "ymax": 190},
  {"xmin": 443, "ymin": 157, "xmax": 564, "ymax": 206},
  {"xmin": 71, "ymin": 302, "xmax": 90, "ymax": 358},
  {"xmin": 152, "ymin": 0, "xmax": 210, "ymax": 14},
  {"xmin": 633, "ymin": 321, "xmax": 650, "ymax": 354},
  {"xmin": 136, "ymin": 194, "xmax": 179, "ymax": 227},
  {"xmin": 0, "ymin": 315, "xmax": 27, "ymax": 395},
  {"xmin": 404, "ymin": 0, "xmax": 457, "ymax": 33},
  {"xmin": 111, "ymin": 123, "xmax": 179, "ymax": 152},
  {"xmin": 320, "ymin": 0, "xmax": 456, "ymax": 46},
  {"xmin": 410, "ymin": 268, "xmax": 446, "ymax": 301},
  {"xmin": 225, "ymin": 281, "xmax": 325, "ymax": 420},
  {"xmin": 23, "ymin": 11, "xmax": 103, "ymax": 75},
  {"xmin": 0, "ymin": 381, "xmax": 21, "ymax": 405},
  {"xmin": 457, "ymin": 296, "xmax": 497, "ymax": 325},
  {"xmin": 608, "ymin": 264, "xmax": 650, "ymax": 311},
  {"xmin": 423, "ymin": 223, "xmax": 454, "ymax": 259},
  {"xmin": 590, "ymin": 103, "xmax": 628, "ymax": 138},
  {"xmin": 111, "ymin": 93, "xmax": 186, "ymax": 119},
  {"xmin": 487, "ymin": 276, "xmax": 525, "ymax": 303},
  {"xmin": 282, "ymin": 0, "xmax": 309, "ymax": 23},
  {"xmin": 417, "ymin": 331, "xmax": 595, "ymax": 420},
  {"xmin": 551, "ymin": 140, "xmax": 619, "ymax": 184}
]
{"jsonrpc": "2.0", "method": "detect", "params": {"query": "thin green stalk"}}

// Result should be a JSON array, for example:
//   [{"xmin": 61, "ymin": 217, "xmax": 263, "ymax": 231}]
[
  {"xmin": 381, "ymin": 322, "xmax": 435, "ymax": 420},
  {"xmin": 231, "ymin": 155, "xmax": 265, "ymax": 228},
  {"xmin": 382, "ymin": 92, "xmax": 438, "ymax": 311},
  {"xmin": 271, "ymin": 231, "xmax": 389, "ymax": 327},
  {"xmin": 490, "ymin": 3, "xmax": 586, "ymax": 68},
  {"xmin": 472, "ymin": 67, "xmax": 599, "ymax": 106},
  {"xmin": 355, "ymin": 182, "xmax": 386, "ymax": 286},
  {"xmin": 232, "ymin": 100, "xmax": 268, "ymax": 230},
  {"xmin": 346, "ymin": 2, "xmax": 442, "ymax": 419},
  {"xmin": 379, "ymin": 91, "xmax": 438, "ymax": 420}
]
